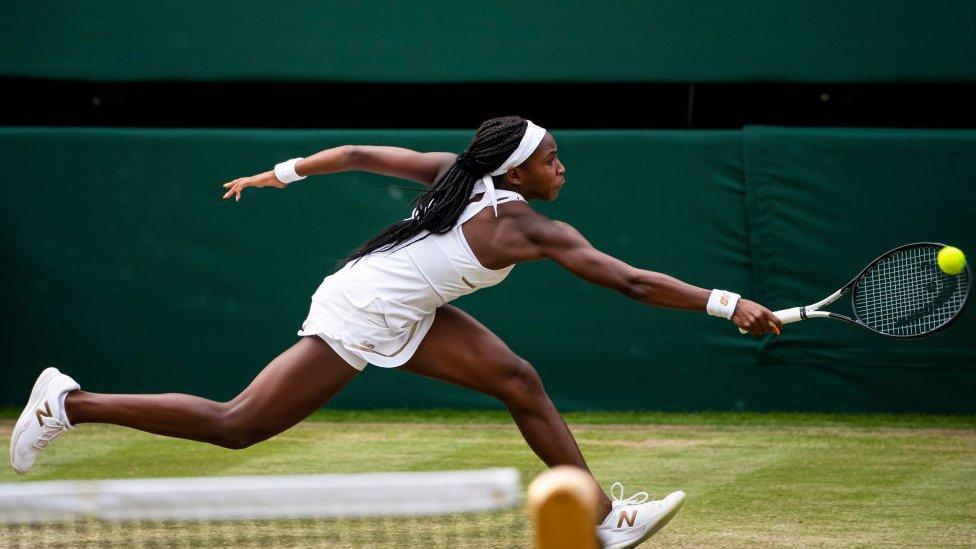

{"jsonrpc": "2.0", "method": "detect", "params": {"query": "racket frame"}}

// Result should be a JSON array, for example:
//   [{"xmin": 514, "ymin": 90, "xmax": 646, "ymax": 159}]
[{"xmin": 747, "ymin": 242, "xmax": 972, "ymax": 338}]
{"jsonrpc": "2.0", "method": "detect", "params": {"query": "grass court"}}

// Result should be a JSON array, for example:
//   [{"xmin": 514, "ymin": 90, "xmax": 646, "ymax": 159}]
[{"xmin": 2, "ymin": 410, "xmax": 974, "ymax": 547}]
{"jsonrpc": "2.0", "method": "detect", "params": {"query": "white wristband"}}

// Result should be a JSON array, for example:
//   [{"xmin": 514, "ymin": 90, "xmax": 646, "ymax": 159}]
[
  {"xmin": 706, "ymin": 289, "xmax": 741, "ymax": 319},
  {"xmin": 274, "ymin": 157, "xmax": 306, "ymax": 185}
]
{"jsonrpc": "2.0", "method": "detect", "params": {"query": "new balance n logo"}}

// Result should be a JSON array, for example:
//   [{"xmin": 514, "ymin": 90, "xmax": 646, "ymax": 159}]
[
  {"xmin": 35, "ymin": 401, "xmax": 53, "ymax": 427},
  {"xmin": 616, "ymin": 509, "xmax": 637, "ymax": 528}
]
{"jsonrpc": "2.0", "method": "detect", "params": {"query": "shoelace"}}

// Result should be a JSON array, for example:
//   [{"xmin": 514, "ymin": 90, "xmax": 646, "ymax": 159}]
[
  {"xmin": 610, "ymin": 482, "xmax": 649, "ymax": 509},
  {"xmin": 33, "ymin": 418, "xmax": 68, "ymax": 450}
]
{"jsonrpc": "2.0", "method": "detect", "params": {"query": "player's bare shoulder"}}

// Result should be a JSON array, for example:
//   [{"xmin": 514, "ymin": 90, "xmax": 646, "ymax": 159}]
[
  {"xmin": 496, "ymin": 203, "xmax": 584, "ymax": 263},
  {"xmin": 496, "ymin": 200, "xmax": 547, "ymax": 238},
  {"xmin": 507, "ymin": 205, "xmax": 580, "ymax": 243}
]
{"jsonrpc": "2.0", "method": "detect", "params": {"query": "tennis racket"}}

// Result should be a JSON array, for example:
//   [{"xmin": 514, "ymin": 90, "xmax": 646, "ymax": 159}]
[{"xmin": 740, "ymin": 242, "xmax": 972, "ymax": 338}]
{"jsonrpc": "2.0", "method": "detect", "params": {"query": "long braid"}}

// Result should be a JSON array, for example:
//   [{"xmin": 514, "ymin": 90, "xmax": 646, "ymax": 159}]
[{"xmin": 343, "ymin": 116, "xmax": 528, "ymax": 264}]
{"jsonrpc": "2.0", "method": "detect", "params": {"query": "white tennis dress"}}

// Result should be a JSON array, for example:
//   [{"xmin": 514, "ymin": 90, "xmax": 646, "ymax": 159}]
[{"xmin": 297, "ymin": 186, "xmax": 526, "ymax": 370}]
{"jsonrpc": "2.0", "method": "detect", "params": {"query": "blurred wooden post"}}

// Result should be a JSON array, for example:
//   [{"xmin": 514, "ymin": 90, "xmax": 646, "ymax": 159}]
[{"xmin": 527, "ymin": 466, "xmax": 601, "ymax": 549}]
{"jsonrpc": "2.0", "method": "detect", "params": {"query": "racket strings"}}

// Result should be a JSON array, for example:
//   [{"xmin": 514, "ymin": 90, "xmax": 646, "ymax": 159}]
[{"xmin": 853, "ymin": 245, "xmax": 969, "ymax": 336}]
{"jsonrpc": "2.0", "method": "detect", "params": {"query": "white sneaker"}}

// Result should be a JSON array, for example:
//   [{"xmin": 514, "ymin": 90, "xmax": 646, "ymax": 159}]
[
  {"xmin": 596, "ymin": 482, "xmax": 685, "ymax": 549},
  {"xmin": 10, "ymin": 367, "xmax": 80, "ymax": 474}
]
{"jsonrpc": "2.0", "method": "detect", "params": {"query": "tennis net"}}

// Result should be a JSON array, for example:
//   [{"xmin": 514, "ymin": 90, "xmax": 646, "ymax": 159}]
[{"xmin": 0, "ymin": 468, "xmax": 524, "ymax": 548}]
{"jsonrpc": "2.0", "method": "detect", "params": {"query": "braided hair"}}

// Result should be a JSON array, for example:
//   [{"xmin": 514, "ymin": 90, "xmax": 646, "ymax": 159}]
[{"xmin": 343, "ymin": 116, "xmax": 529, "ymax": 263}]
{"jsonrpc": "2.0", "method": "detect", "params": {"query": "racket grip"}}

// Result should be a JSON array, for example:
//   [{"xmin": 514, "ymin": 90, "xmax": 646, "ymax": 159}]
[
  {"xmin": 773, "ymin": 307, "xmax": 804, "ymax": 324},
  {"xmin": 737, "ymin": 307, "xmax": 803, "ymax": 334}
]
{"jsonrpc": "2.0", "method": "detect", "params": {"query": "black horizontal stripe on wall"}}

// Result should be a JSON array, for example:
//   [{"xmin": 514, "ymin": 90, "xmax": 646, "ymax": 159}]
[{"xmin": 1, "ymin": 80, "xmax": 974, "ymax": 129}]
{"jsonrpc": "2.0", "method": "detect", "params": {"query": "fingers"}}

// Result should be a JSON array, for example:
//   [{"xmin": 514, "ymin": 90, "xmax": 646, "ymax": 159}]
[
  {"xmin": 744, "ymin": 320, "xmax": 777, "ymax": 336},
  {"xmin": 751, "ymin": 314, "xmax": 781, "ymax": 336},
  {"xmin": 746, "ymin": 317, "xmax": 779, "ymax": 336},
  {"xmin": 221, "ymin": 187, "xmax": 242, "ymax": 200},
  {"xmin": 735, "ymin": 305, "xmax": 782, "ymax": 336},
  {"xmin": 735, "ymin": 305, "xmax": 765, "ymax": 336},
  {"xmin": 220, "ymin": 172, "xmax": 285, "ymax": 201},
  {"xmin": 751, "ymin": 320, "xmax": 767, "ymax": 336},
  {"xmin": 735, "ymin": 316, "xmax": 765, "ymax": 336},
  {"xmin": 221, "ymin": 179, "xmax": 245, "ymax": 201}
]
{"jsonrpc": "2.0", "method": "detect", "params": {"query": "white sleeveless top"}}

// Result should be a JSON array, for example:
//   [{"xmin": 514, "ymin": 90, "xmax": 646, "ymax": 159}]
[{"xmin": 297, "ymin": 188, "xmax": 526, "ymax": 367}]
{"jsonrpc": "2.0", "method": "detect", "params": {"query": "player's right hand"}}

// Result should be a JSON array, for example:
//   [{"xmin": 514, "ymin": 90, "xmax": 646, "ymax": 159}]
[
  {"xmin": 221, "ymin": 170, "xmax": 284, "ymax": 201},
  {"xmin": 732, "ymin": 299, "xmax": 783, "ymax": 336}
]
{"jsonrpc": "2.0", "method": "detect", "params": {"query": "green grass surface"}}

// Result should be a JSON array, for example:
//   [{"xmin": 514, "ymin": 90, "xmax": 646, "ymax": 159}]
[{"xmin": 2, "ymin": 411, "xmax": 975, "ymax": 547}]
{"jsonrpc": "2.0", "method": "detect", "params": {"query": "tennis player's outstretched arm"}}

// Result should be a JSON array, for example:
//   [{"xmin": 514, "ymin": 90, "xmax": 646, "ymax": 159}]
[
  {"xmin": 509, "ymin": 209, "xmax": 782, "ymax": 335},
  {"xmin": 221, "ymin": 146, "xmax": 454, "ymax": 200}
]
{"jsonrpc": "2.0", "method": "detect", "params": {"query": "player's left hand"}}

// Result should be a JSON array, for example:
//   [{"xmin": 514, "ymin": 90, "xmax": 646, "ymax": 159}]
[
  {"xmin": 221, "ymin": 170, "xmax": 284, "ymax": 201},
  {"xmin": 732, "ymin": 299, "xmax": 782, "ymax": 336}
]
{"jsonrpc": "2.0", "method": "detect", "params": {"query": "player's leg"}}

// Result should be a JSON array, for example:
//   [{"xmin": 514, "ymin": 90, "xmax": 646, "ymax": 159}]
[
  {"xmin": 64, "ymin": 336, "xmax": 358, "ymax": 448},
  {"xmin": 401, "ymin": 304, "xmax": 613, "ymax": 515}
]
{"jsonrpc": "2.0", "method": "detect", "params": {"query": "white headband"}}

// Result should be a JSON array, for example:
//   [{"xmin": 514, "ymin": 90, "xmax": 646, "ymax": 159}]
[{"xmin": 476, "ymin": 120, "xmax": 547, "ymax": 216}]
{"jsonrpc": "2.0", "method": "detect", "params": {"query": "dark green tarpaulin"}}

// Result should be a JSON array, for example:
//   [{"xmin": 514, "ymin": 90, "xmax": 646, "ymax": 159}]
[
  {"xmin": 3, "ymin": 2, "xmax": 975, "ymax": 82},
  {"xmin": 1, "ymin": 127, "xmax": 974, "ymax": 411},
  {"xmin": 743, "ymin": 127, "xmax": 976, "ymax": 411}
]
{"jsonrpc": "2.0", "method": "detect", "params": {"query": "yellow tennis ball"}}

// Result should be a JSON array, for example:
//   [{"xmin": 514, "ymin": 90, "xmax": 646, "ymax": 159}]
[{"xmin": 937, "ymin": 246, "xmax": 967, "ymax": 275}]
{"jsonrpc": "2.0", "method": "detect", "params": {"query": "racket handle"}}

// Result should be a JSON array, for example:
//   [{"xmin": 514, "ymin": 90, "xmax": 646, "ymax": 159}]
[{"xmin": 737, "ymin": 307, "xmax": 803, "ymax": 334}]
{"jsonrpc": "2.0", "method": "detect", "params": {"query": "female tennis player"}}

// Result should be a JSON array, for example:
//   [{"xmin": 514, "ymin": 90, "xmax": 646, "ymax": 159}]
[{"xmin": 12, "ymin": 116, "xmax": 781, "ymax": 548}]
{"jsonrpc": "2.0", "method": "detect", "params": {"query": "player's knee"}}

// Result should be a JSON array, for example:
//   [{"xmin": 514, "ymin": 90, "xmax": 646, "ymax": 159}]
[
  {"xmin": 211, "ymin": 405, "xmax": 275, "ymax": 450},
  {"xmin": 498, "ymin": 359, "xmax": 547, "ymax": 410},
  {"xmin": 215, "ymin": 430, "xmax": 267, "ymax": 450}
]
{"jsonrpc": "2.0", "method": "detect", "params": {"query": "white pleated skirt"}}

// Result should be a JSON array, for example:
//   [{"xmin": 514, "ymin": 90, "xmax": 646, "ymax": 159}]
[{"xmin": 297, "ymin": 276, "xmax": 436, "ymax": 371}]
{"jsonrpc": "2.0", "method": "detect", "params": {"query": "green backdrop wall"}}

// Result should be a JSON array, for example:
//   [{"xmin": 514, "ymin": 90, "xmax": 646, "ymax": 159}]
[
  {"xmin": 3, "ymin": 1, "xmax": 976, "ymax": 82},
  {"xmin": 1, "ymin": 127, "xmax": 974, "ymax": 412}
]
